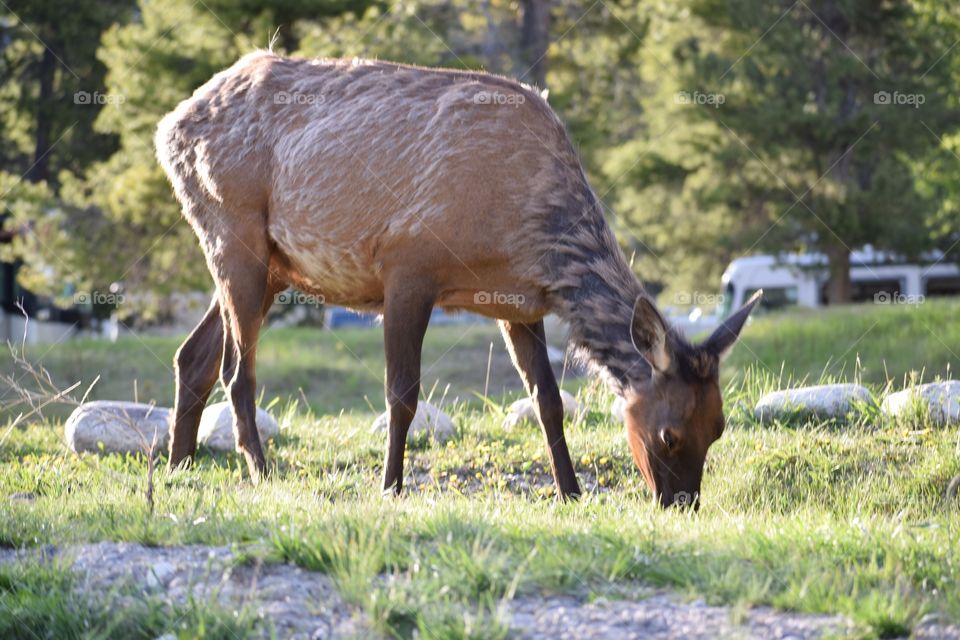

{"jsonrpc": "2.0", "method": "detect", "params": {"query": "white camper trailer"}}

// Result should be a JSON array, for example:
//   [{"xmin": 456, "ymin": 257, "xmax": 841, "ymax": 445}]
[
  {"xmin": 719, "ymin": 248, "xmax": 960, "ymax": 313},
  {"xmin": 669, "ymin": 248, "xmax": 960, "ymax": 336}
]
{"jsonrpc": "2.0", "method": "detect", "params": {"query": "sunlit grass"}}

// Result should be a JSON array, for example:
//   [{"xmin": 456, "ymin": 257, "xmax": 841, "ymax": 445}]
[
  {"xmin": 2, "ymin": 300, "xmax": 960, "ymax": 638},
  {"xmin": 2, "ymin": 384, "xmax": 958, "ymax": 638}
]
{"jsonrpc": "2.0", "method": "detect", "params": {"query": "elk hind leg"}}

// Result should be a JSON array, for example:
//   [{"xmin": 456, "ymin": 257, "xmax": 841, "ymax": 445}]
[{"xmin": 213, "ymin": 230, "xmax": 275, "ymax": 482}]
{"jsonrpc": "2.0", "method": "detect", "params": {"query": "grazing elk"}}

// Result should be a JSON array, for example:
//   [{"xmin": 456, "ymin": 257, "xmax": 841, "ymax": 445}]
[{"xmin": 156, "ymin": 52, "xmax": 761, "ymax": 509}]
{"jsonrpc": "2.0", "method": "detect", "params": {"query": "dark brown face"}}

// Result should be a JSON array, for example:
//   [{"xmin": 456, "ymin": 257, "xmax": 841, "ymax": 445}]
[
  {"xmin": 625, "ymin": 289, "xmax": 762, "ymax": 509},
  {"xmin": 624, "ymin": 371, "xmax": 725, "ymax": 509}
]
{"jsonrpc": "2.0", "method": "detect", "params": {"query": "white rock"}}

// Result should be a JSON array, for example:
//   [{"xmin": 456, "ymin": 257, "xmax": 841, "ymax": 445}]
[
  {"xmin": 65, "ymin": 401, "xmax": 171, "ymax": 454},
  {"xmin": 611, "ymin": 396, "xmax": 626, "ymax": 422},
  {"xmin": 881, "ymin": 381, "xmax": 960, "ymax": 426},
  {"xmin": 754, "ymin": 384, "xmax": 873, "ymax": 423},
  {"xmin": 371, "ymin": 401, "xmax": 455, "ymax": 442},
  {"xmin": 197, "ymin": 401, "xmax": 280, "ymax": 451},
  {"xmin": 503, "ymin": 389, "xmax": 581, "ymax": 429}
]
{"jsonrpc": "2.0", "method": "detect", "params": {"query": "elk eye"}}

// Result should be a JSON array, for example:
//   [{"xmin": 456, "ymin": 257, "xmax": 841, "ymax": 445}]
[{"xmin": 659, "ymin": 428, "xmax": 678, "ymax": 451}]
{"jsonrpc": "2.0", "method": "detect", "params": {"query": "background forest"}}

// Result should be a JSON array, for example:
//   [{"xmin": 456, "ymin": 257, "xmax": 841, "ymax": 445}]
[{"xmin": 2, "ymin": 0, "xmax": 960, "ymax": 316}]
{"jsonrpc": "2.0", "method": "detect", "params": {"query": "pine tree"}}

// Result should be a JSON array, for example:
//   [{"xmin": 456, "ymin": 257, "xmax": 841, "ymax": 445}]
[{"xmin": 609, "ymin": 0, "xmax": 960, "ymax": 303}]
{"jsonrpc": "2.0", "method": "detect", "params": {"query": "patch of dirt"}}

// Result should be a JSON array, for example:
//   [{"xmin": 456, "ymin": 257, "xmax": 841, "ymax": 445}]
[
  {"xmin": 507, "ymin": 592, "xmax": 854, "ymax": 640},
  {"xmin": 2, "ymin": 543, "xmax": 956, "ymax": 639},
  {"xmin": 0, "ymin": 542, "xmax": 369, "ymax": 639}
]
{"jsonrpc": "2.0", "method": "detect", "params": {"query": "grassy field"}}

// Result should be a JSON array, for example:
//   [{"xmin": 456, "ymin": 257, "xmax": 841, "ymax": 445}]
[
  {"xmin": 724, "ymin": 299, "xmax": 960, "ymax": 386},
  {"xmin": 1, "ymin": 317, "xmax": 550, "ymax": 421},
  {"xmin": 1, "ymin": 300, "xmax": 959, "ymax": 638}
]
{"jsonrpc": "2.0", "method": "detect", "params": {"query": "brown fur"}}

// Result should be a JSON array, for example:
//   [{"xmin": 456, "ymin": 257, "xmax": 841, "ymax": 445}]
[{"xmin": 156, "ymin": 51, "xmax": 760, "ymax": 506}]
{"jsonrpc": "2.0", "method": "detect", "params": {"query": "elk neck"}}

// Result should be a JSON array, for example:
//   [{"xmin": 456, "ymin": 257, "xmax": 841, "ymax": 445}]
[{"xmin": 540, "ymin": 185, "xmax": 652, "ymax": 393}]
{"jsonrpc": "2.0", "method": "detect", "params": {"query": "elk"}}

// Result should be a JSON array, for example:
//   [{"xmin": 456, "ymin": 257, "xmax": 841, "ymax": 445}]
[{"xmin": 155, "ymin": 51, "xmax": 760, "ymax": 509}]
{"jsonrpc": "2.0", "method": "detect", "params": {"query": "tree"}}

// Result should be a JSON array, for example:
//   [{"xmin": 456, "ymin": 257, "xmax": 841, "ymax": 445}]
[
  {"xmin": 5, "ymin": 0, "xmax": 377, "ymax": 318},
  {"xmin": 199, "ymin": 0, "xmax": 383, "ymax": 53},
  {"xmin": 0, "ymin": 0, "xmax": 710, "ymax": 311},
  {"xmin": 519, "ymin": 0, "xmax": 550, "ymax": 86},
  {"xmin": 0, "ymin": 0, "xmax": 134, "ymax": 318},
  {"xmin": 2, "ymin": 0, "xmax": 241, "ymax": 318},
  {"xmin": 610, "ymin": 0, "xmax": 960, "ymax": 303},
  {"xmin": 911, "ymin": 2, "xmax": 960, "ymax": 262},
  {"xmin": 0, "ymin": 0, "xmax": 133, "ymax": 184}
]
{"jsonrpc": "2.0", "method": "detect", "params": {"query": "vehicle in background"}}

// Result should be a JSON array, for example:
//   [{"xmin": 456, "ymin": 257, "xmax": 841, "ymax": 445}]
[
  {"xmin": 427, "ymin": 308, "xmax": 487, "ymax": 326},
  {"xmin": 719, "ymin": 248, "xmax": 960, "ymax": 314},
  {"xmin": 1, "ymin": 225, "xmax": 88, "ymax": 344},
  {"xmin": 323, "ymin": 307, "xmax": 378, "ymax": 329},
  {"xmin": 323, "ymin": 306, "xmax": 487, "ymax": 330},
  {"xmin": 669, "ymin": 247, "xmax": 960, "ymax": 337}
]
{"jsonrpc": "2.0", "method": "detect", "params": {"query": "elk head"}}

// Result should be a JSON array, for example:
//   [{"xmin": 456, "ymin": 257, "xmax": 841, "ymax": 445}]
[{"xmin": 623, "ymin": 291, "xmax": 762, "ymax": 510}]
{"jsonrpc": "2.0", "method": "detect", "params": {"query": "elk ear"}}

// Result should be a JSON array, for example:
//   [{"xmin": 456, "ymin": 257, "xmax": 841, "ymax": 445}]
[
  {"xmin": 631, "ymin": 296, "xmax": 672, "ymax": 372},
  {"xmin": 702, "ymin": 289, "xmax": 763, "ymax": 360}
]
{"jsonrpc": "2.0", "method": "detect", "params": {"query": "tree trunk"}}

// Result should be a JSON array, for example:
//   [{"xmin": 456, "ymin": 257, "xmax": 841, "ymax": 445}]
[
  {"xmin": 27, "ymin": 45, "xmax": 56, "ymax": 184},
  {"xmin": 825, "ymin": 245, "xmax": 853, "ymax": 304},
  {"xmin": 480, "ymin": 0, "xmax": 504, "ymax": 74},
  {"xmin": 275, "ymin": 21, "xmax": 298, "ymax": 54},
  {"xmin": 520, "ymin": 0, "xmax": 550, "ymax": 87}
]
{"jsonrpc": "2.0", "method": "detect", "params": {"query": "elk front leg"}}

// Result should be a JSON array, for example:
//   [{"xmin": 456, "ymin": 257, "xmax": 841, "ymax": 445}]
[
  {"xmin": 381, "ymin": 280, "xmax": 435, "ymax": 495},
  {"xmin": 500, "ymin": 320, "xmax": 581, "ymax": 499}
]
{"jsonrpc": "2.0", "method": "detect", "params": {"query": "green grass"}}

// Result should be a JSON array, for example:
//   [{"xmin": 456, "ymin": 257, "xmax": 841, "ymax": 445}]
[
  {"xmin": 2, "ymin": 319, "xmax": 534, "ymax": 420},
  {"xmin": 725, "ymin": 298, "xmax": 960, "ymax": 385},
  {"xmin": 2, "ymin": 299, "xmax": 960, "ymax": 638}
]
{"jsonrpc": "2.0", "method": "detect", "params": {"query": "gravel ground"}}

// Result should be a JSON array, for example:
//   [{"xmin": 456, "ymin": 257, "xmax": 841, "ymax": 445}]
[
  {"xmin": 507, "ymin": 592, "xmax": 852, "ymax": 639},
  {"xmin": 0, "ymin": 542, "xmax": 369, "ymax": 639},
  {"xmin": 2, "ymin": 543, "xmax": 957, "ymax": 639}
]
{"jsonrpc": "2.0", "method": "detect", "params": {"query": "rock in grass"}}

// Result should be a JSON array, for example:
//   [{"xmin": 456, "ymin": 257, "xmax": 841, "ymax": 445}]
[
  {"xmin": 754, "ymin": 384, "xmax": 873, "ymax": 424},
  {"xmin": 946, "ymin": 476, "xmax": 960, "ymax": 504},
  {"xmin": 197, "ymin": 401, "xmax": 280, "ymax": 451},
  {"xmin": 503, "ymin": 390, "xmax": 581, "ymax": 429},
  {"xmin": 881, "ymin": 381, "xmax": 960, "ymax": 426},
  {"xmin": 65, "ymin": 401, "xmax": 171, "ymax": 454},
  {"xmin": 371, "ymin": 401, "xmax": 455, "ymax": 443}
]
